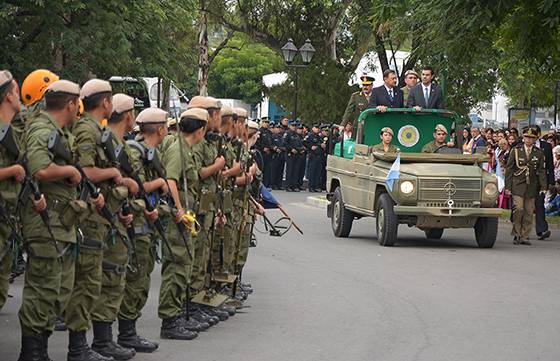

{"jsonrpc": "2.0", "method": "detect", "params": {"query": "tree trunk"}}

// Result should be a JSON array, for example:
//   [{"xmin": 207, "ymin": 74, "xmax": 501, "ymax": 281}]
[
  {"xmin": 375, "ymin": 33, "xmax": 389, "ymax": 73},
  {"xmin": 197, "ymin": 0, "xmax": 209, "ymax": 96}
]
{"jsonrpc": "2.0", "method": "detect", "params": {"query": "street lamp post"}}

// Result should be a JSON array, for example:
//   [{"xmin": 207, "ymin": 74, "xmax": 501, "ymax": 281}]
[{"xmin": 281, "ymin": 39, "xmax": 315, "ymax": 123}]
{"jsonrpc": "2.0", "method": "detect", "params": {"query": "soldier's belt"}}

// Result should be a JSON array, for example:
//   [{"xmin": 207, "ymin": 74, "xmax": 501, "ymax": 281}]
[
  {"xmin": 102, "ymin": 260, "xmax": 126, "ymax": 273},
  {"xmin": 81, "ymin": 237, "xmax": 106, "ymax": 250}
]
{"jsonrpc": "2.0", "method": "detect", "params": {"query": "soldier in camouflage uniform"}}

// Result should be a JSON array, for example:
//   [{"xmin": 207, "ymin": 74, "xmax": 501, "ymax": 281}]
[
  {"xmin": 117, "ymin": 107, "xmax": 169, "ymax": 352},
  {"xmin": 18, "ymin": 80, "xmax": 84, "ymax": 361},
  {"xmin": 421, "ymin": 124, "xmax": 448, "ymax": 153},
  {"xmin": 371, "ymin": 127, "xmax": 398, "ymax": 153},
  {"xmin": 0, "ymin": 71, "xmax": 24, "ymax": 312},
  {"xmin": 159, "ymin": 108, "xmax": 207, "ymax": 340},
  {"xmin": 341, "ymin": 75, "xmax": 374, "ymax": 138},
  {"xmin": 68, "ymin": 79, "xmax": 129, "ymax": 361}
]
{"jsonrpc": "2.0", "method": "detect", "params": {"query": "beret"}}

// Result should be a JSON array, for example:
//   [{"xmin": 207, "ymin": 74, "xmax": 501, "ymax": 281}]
[
  {"xmin": 45, "ymin": 80, "xmax": 80, "ymax": 96},
  {"xmin": 80, "ymin": 79, "xmax": 112, "ymax": 99},
  {"xmin": 180, "ymin": 108, "xmax": 208, "ymax": 122},
  {"xmin": 0, "ymin": 70, "xmax": 13, "ymax": 89},
  {"xmin": 234, "ymin": 107, "xmax": 248, "ymax": 118},
  {"xmin": 434, "ymin": 124, "xmax": 448, "ymax": 134},
  {"xmin": 111, "ymin": 93, "xmax": 134, "ymax": 115},
  {"xmin": 136, "ymin": 108, "xmax": 168, "ymax": 124},
  {"xmin": 381, "ymin": 127, "xmax": 394, "ymax": 136},
  {"xmin": 187, "ymin": 96, "xmax": 221, "ymax": 110}
]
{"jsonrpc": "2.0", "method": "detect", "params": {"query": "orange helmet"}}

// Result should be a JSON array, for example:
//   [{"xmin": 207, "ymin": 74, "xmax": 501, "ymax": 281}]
[{"xmin": 21, "ymin": 69, "xmax": 59, "ymax": 106}]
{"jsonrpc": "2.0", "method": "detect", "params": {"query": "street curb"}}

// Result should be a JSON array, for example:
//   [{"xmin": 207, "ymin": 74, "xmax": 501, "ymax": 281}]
[
  {"xmin": 304, "ymin": 195, "xmax": 560, "ymax": 229},
  {"xmin": 306, "ymin": 195, "xmax": 329, "ymax": 209}
]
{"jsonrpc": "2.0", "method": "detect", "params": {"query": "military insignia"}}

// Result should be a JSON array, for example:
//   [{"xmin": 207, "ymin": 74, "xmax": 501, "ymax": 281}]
[{"xmin": 397, "ymin": 125, "xmax": 419, "ymax": 147}]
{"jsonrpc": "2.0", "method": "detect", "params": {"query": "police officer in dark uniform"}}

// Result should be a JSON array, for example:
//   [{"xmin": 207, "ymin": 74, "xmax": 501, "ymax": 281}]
[
  {"xmin": 270, "ymin": 123, "xmax": 286, "ymax": 190},
  {"xmin": 284, "ymin": 120, "xmax": 304, "ymax": 192},
  {"xmin": 319, "ymin": 124, "xmax": 330, "ymax": 190},
  {"xmin": 305, "ymin": 124, "xmax": 324, "ymax": 192},
  {"xmin": 296, "ymin": 123, "xmax": 306, "ymax": 190},
  {"xmin": 256, "ymin": 118, "xmax": 274, "ymax": 188}
]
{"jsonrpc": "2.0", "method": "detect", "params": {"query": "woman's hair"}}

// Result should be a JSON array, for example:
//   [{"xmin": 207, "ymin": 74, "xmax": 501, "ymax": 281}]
[
  {"xmin": 463, "ymin": 127, "xmax": 472, "ymax": 142},
  {"xmin": 179, "ymin": 117, "xmax": 207, "ymax": 134}
]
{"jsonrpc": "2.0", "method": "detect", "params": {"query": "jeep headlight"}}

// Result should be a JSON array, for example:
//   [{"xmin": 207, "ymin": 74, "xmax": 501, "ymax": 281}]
[
  {"xmin": 484, "ymin": 182, "xmax": 498, "ymax": 197},
  {"xmin": 400, "ymin": 180, "xmax": 415, "ymax": 194}
]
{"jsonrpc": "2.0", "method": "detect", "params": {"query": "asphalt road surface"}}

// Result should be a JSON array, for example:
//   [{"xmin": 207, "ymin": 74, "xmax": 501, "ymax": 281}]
[{"xmin": 2, "ymin": 191, "xmax": 560, "ymax": 361}]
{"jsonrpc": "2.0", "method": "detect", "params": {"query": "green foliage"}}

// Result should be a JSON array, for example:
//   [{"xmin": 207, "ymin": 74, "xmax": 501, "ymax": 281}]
[{"xmin": 208, "ymin": 35, "xmax": 284, "ymax": 104}]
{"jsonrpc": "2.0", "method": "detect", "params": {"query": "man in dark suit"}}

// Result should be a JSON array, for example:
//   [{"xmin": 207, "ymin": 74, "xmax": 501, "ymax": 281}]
[
  {"xmin": 407, "ymin": 66, "xmax": 445, "ymax": 109},
  {"xmin": 367, "ymin": 69, "xmax": 404, "ymax": 112},
  {"xmin": 534, "ymin": 125, "xmax": 554, "ymax": 240}
]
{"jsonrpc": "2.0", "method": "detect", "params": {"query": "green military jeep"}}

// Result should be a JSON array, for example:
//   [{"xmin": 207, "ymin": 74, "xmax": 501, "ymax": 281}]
[{"xmin": 326, "ymin": 108, "xmax": 502, "ymax": 248}]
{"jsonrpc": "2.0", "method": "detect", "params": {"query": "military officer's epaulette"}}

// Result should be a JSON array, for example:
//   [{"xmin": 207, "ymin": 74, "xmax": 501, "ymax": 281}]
[{"xmin": 352, "ymin": 91, "xmax": 362, "ymax": 95}]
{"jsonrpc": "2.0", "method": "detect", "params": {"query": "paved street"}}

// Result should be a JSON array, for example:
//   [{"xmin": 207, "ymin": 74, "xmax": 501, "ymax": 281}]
[{"xmin": 2, "ymin": 191, "xmax": 560, "ymax": 361}]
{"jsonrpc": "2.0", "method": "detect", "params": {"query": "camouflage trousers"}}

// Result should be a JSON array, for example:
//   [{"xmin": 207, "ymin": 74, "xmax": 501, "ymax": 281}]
[
  {"xmin": 65, "ymin": 221, "xmax": 109, "ymax": 332},
  {"xmin": 0, "ymin": 247, "xmax": 11, "ymax": 311},
  {"xmin": 190, "ymin": 213, "xmax": 213, "ymax": 293},
  {"xmin": 158, "ymin": 221, "xmax": 193, "ymax": 319},
  {"xmin": 236, "ymin": 214, "xmax": 253, "ymax": 273},
  {"xmin": 18, "ymin": 240, "xmax": 75, "ymax": 336},
  {"xmin": 91, "ymin": 229, "xmax": 129, "ymax": 323},
  {"xmin": 211, "ymin": 212, "xmax": 236, "ymax": 276},
  {"xmin": 118, "ymin": 235, "xmax": 156, "ymax": 321}
]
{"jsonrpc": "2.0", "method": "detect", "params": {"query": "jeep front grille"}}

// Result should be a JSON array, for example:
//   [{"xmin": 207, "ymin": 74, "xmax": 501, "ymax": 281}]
[{"xmin": 418, "ymin": 178, "xmax": 481, "ymax": 201}]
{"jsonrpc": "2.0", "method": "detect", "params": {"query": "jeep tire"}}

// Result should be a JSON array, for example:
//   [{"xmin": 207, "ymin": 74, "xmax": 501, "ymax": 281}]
[
  {"xmin": 376, "ymin": 193, "xmax": 398, "ymax": 246},
  {"xmin": 331, "ymin": 187, "xmax": 354, "ymax": 237},
  {"xmin": 474, "ymin": 217, "xmax": 498, "ymax": 248}
]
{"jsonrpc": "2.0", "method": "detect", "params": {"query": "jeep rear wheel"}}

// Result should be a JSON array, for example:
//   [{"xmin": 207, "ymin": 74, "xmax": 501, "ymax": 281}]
[
  {"xmin": 331, "ymin": 187, "xmax": 354, "ymax": 237},
  {"xmin": 424, "ymin": 228, "xmax": 444, "ymax": 239},
  {"xmin": 474, "ymin": 217, "xmax": 498, "ymax": 248},
  {"xmin": 376, "ymin": 193, "xmax": 398, "ymax": 246}
]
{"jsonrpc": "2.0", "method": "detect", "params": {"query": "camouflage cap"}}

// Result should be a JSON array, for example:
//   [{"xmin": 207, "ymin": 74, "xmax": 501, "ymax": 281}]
[
  {"xmin": 111, "ymin": 93, "xmax": 134, "ymax": 115},
  {"xmin": 434, "ymin": 124, "xmax": 448, "ymax": 134},
  {"xmin": 381, "ymin": 127, "xmax": 394, "ymax": 136},
  {"xmin": 45, "ymin": 80, "xmax": 80, "ymax": 96},
  {"xmin": 0, "ymin": 70, "xmax": 13, "ymax": 89}
]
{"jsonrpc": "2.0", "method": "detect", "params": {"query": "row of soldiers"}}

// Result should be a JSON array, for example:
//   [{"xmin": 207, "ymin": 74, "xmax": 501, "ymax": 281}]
[
  {"xmin": 0, "ymin": 69, "xmax": 264, "ymax": 361},
  {"xmin": 256, "ymin": 118, "xmax": 339, "ymax": 192}
]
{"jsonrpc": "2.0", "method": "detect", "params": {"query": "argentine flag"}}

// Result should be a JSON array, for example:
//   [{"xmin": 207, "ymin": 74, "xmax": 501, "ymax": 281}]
[{"xmin": 385, "ymin": 152, "xmax": 401, "ymax": 191}]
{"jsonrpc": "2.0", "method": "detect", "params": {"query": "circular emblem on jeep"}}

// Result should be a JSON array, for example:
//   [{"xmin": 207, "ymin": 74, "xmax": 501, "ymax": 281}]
[
  {"xmin": 443, "ymin": 181, "xmax": 457, "ymax": 196},
  {"xmin": 397, "ymin": 125, "xmax": 419, "ymax": 147}
]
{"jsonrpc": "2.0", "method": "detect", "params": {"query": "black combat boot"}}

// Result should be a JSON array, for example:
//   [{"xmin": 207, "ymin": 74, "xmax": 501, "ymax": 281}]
[
  {"xmin": 91, "ymin": 321, "xmax": 135, "ymax": 360},
  {"xmin": 190, "ymin": 304, "xmax": 219, "ymax": 326},
  {"xmin": 41, "ymin": 331, "xmax": 53, "ymax": 361},
  {"xmin": 18, "ymin": 334, "xmax": 43, "ymax": 361},
  {"xmin": 117, "ymin": 319, "xmax": 158, "ymax": 353},
  {"xmin": 160, "ymin": 316, "xmax": 198, "ymax": 340},
  {"xmin": 68, "ymin": 330, "xmax": 114, "ymax": 361},
  {"xmin": 219, "ymin": 304, "xmax": 237, "ymax": 316},
  {"xmin": 182, "ymin": 315, "xmax": 210, "ymax": 332},
  {"xmin": 201, "ymin": 305, "xmax": 229, "ymax": 321}
]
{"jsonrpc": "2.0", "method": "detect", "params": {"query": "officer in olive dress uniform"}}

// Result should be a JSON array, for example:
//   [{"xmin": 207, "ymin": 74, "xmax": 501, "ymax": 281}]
[
  {"xmin": 0, "ymin": 70, "xmax": 23, "ymax": 313},
  {"xmin": 341, "ymin": 75, "xmax": 374, "ymax": 138},
  {"xmin": 421, "ymin": 124, "xmax": 448, "ymax": 153},
  {"xmin": 505, "ymin": 127, "xmax": 547, "ymax": 245},
  {"xmin": 18, "ymin": 80, "xmax": 85, "ymax": 361},
  {"xmin": 371, "ymin": 127, "xmax": 398, "ymax": 153}
]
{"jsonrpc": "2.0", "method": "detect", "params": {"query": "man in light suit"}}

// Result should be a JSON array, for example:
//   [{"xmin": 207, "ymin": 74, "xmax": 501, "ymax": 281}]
[
  {"xmin": 407, "ymin": 66, "xmax": 445, "ymax": 110},
  {"xmin": 367, "ymin": 69, "xmax": 404, "ymax": 112}
]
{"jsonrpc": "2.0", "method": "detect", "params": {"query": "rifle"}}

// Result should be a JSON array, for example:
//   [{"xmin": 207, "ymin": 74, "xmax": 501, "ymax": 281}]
[
  {"xmin": 116, "ymin": 143, "xmax": 175, "ymax": 260},
  {"xmin": 0, "ymin": 193, "xmax": 23, "ymax": 260},
  {"xmin": 0, "ymin": 124, "xmax": 57, "ymax": 245},
  {"xmin": 145, "ymin": 147, "xmax": 193, "ymax": 260}
]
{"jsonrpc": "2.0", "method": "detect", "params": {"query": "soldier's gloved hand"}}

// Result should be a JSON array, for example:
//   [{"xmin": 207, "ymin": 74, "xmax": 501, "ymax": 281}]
[
  {"xmin": 32, "ymin": 194, "xmax": 47, "ymax": 213},
  {"xmin": 123, "ymin": 177, "xmax": 139, "ymax": 196},
  {"xmin": 91, "ymin": 193, "xmax": 105, "ymax": 212},
  {"xmin": 11, "ymin": 164, "xmax": 25, "ymax": 183},
  {"xmin": 144, "ymin": 208, "xmax": 158, "ymax": 222},
  {"xmin": 118, "ymin": 211, "xmax": 133, "ymax": 227}
]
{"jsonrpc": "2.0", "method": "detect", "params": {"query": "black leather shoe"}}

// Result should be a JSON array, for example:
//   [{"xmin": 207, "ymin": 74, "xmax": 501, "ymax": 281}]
[
  {"xmin": 160, "ymin": 317, "xmax": 198, "ymax": 340},
  {"xmin": 117, "ymin": 319, "xmax": 158, "ymax": 353},
  {"xmin": 538, "ymin": 230, "xmax": 551, "ymax": 240},
  {"xmin": 285, "ymin": 188, "xmax": 294, "ymax": 192},
  {"xmin": 68, "ymin": 331, "xmax": 114, "ymax": 361},
  {"xmin": 92, "ymin": 322, "xmax": 135, "ymax": 360}
]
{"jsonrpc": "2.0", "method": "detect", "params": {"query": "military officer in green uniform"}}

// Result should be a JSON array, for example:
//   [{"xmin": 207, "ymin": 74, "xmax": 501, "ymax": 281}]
[
  {"xmin": 117, "ymin": 107, "xmax": 169, "ymax": 353},
  {"xmin": 400, "ymin": 70, "xmax": 419, "ymax": 104},
  {"xmin": 18, "ymin": 80, "xmax": 84, "ymax": 361},
  {"xmin": 341, "ymin": 75, "xmax": 374, "ymax": 138},
  {"xmin": 505, "ymin": 127, "xmax": 547, "ymax": 245},
  {"xmin": 68, "ymin": 79, "xmax": 127, "ymax": 361},
  {"xmin": 0, "ymin": 70, "xmax": 24, "ymax": 313},
  {"xmin": 371, "ymin": 127, "xmax": 398, "ymax": 153},
  {"xmin": 159, "ymin": 107, "xmax": 207, "ymax": 340},
  {"xmin": 421, "ymin": 124, "xmax": 448, "ymax": 153}
]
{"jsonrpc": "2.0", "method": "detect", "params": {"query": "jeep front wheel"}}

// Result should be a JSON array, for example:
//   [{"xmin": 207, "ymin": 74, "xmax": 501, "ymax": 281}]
[
  {"xmin": 474, "ymin": 217, "xmax": 498, "ymax": 248},
  {"xmin": 331, "ymin": 187, "xmax": 354, "ymax": 237},
  {"xmin": 376, "ymin": 193, "xmax": 398, "ymax": 246}
]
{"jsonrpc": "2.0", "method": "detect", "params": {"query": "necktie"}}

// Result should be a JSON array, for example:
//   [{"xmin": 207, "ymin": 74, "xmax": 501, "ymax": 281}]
[
  {"xmin": 389, "ymin": 89, "xmax": 394, "ymax": 102},
  {"xmin": 424, "ymin": 87, "xmax": 429, "ymax": 107}
]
